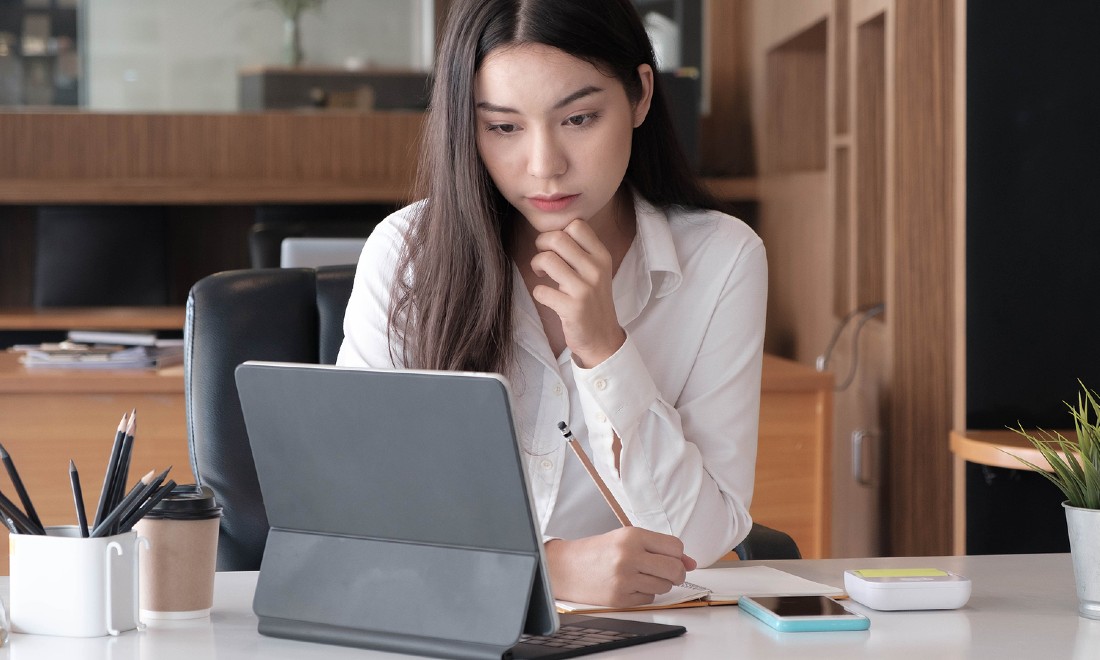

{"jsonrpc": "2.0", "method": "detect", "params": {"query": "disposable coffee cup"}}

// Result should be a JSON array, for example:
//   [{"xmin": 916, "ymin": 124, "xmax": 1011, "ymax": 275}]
[{"xmin": 134, "ymin": 485, "xmax": 222, "ymax": 620}]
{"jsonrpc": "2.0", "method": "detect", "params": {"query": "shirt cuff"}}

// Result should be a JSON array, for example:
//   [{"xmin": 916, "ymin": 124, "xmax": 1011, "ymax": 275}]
[{"xmin": 572, "ymin": 334, "xmax": 660, "ymax": 433}]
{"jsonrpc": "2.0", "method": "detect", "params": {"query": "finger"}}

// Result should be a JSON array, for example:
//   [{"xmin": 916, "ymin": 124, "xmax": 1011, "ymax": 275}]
[
  {"xmin": 627, "ymin": 572, "xmax": 680, "ymax": 597},
  {"xmin": 530, "ymin": 251, "xmax": 587, "ymax": 293},
  {"xmin": 563, "ymin": 218, "xmax": 613, "ymax": 261},
  {"xmin": 635, "ymin": 552, "xmax": 688, "ymax": 587},
  {"xmin": 530, "ymin": 283, "xmax": 571, "ymax": 316},
  {"xmin": 534, "ymin": 231, "xmax": 603, "ymax": 282},
  {"xmin": 614, "ymin": 591, "xmax": 658, "ymax": 608},
  {"xmin": 638, "ymin": 531, "xmax": 688, "ymax": 560},
  {"xmin": 681, "ymin": 553, "xmax": 698, "ymax": 572}
]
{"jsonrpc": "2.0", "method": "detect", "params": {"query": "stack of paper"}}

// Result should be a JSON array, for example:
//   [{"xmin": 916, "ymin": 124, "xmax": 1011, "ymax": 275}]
[{"xmin": 13, "ymin": 331, "xmax": 184, "ymax": 370}]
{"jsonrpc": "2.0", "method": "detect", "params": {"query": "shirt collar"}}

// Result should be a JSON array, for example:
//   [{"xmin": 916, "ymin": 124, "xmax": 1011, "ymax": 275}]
[
  {"xmin": 629, "ymin": 192, "xmax": 684, "ymax": 299},
  {"xmin": 612, "ymin": 193, "xmax": 684, "ymax": 327}
]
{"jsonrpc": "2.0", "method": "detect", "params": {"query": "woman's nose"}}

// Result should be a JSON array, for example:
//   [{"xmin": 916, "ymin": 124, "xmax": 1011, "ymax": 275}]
[{"xmin": 526, "ymin": 129, "xmax": 567, "ymax": 179}]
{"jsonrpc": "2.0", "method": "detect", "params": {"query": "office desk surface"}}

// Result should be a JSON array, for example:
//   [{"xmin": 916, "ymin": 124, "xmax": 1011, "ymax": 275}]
[{"xmin": 0, "ymin": 553, "xmax": 1092, "ymax": 659}]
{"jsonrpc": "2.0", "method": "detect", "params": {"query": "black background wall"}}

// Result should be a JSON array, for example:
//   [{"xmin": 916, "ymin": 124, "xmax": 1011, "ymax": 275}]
[
  {"xmin": 967, "ymin": 0, "xmax": 1100, "ymax": 429},
  {"xmin": 966, "ymin": 0, "xmax": 1100, "ymax": 553}
]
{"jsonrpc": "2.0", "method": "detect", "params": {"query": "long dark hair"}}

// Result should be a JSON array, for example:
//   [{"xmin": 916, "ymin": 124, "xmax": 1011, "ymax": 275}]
[{"xmin": 391, "ymin": 0, "xmax": 718, "ymax": 373}]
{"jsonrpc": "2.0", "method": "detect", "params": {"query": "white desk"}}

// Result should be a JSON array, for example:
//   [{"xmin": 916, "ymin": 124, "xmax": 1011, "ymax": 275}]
[{"xmin": 0, "ymin": 554, "xmax": 1093, "ymax": 659}]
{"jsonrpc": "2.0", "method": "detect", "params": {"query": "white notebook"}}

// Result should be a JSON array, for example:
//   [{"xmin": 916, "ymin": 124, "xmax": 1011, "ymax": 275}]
[{"xmin": 556, "ymin": 566, "xmax": 845, "ymax": 613}]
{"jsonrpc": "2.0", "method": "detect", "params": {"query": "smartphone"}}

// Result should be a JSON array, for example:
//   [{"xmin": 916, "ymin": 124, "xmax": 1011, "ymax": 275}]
[{"xmin": 739, "ymin": 595, "xmax": 870, "ymax": 632}]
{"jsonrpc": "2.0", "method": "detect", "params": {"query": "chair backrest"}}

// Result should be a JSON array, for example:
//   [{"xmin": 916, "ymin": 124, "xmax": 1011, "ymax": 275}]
[{"xmin": 184, "ymin": 265, "xmax": 355, "ymax": 570}]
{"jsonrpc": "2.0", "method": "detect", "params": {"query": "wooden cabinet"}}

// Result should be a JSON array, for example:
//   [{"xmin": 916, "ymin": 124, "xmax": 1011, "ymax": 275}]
[
  {"xmin": 0, "ymin": 350, "xmax": 833, "ymax": 572},
  {"xmin": 0, "ymin": 352, "xmax": 191, "ymax": 574},
  {"xmin": 752, "ymin": 355, "xmax": 833, "ymax": 559}
]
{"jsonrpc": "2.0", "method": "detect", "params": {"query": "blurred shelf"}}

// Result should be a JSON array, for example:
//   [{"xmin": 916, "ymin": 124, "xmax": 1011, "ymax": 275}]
[{"xmin": 0, "ymin": 306, "xmax": 185, "ymax": 331}]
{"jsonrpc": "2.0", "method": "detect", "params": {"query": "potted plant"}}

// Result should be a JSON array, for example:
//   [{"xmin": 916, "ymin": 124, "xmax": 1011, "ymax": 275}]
[
  {"xmin": 1007, "ymin": 381, "xmax": 1100, "ymax": 620},
  {"xmin": 261, "ymin": 0, "xmax": 326, "ymax": 67}
]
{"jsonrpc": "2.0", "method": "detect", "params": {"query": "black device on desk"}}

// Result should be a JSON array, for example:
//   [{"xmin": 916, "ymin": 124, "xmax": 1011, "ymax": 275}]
[{"xmin": 235, "ymin": 361, "xmax": 685, "ymax": 659}]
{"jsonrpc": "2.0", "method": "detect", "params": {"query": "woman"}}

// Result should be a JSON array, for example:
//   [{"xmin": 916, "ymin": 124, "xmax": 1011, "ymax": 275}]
[{"xmin": 338, "ymin": 0, "xmax": 766, "ymax": 608}]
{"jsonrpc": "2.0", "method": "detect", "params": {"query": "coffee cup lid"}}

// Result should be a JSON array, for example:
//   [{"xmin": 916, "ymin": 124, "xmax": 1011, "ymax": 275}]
[{"xmin": 146, "ymin": 484, "xmax": 223, "ymax": 520}]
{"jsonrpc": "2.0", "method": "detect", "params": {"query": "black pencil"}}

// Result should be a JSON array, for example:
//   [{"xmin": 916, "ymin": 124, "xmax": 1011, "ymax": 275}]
[
  {"xmin": 93, "ymin": 411, "xmax": 130, "ymax": 528},
  {"xmin": 108, "ymin": 412, "xmax": 137, "ymax": 518},
  {"xmin": 118, "ymin": 479, "xmax": 176, "ymax": 533},
  {"xmin": 111, "ymin": 464, "xmax": 168, "ymax": 536},
  {"xmin": 0, "ymin": 487, "xmax": 43, "ymax": 535},
  {"xmin": 1, "ymin": 512, "xmax": 17, "ymax": 534},
  {"xmin": 69, "ymin": 459, "xmax": 89, "ymax": 537},
  {"xmin": 90, "ymin": 469, "xmax": 154, "ymax": 538},
  {"xmin": 0, "ymin": 442, "xmax": 43, "ymax": 531}
]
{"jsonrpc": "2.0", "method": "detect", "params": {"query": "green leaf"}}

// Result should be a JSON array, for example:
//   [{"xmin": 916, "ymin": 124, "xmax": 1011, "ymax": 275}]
[{"xmin": 1004, "ymin": 382, "xmax": 1100, "ymax": 509}]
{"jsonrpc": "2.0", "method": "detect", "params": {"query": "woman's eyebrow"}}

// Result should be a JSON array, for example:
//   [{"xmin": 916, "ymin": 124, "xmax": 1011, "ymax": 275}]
[
  {"xmin": 475, "ymin": 85, "xmax": 605, "ymax": 114},
  {"xmin": 552, "ymin": 85, "xmax": 604, "ymax": 109}
]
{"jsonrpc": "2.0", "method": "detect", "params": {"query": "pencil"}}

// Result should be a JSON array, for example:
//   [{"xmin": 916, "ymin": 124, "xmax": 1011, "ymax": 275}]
[
  {"xmin": 0, "ymin": 486, "xmax": 43, "ymax": 535},
  {"xmin": 1, "ymin": 512, "xmax": 17, "ymax": 534},
  {"xmin": 69, "ymin": 459, "xmax": 89, "ymax": 537},
  {"xmin": 557, "ymin": 421, "xmax": 632, "ymax": 527},
  {"xmin": 118, "ymin": 479, "xmax": 176, "ymax": 533},
  {"xmin": 0, "ymin": 442, "xmax": 43, "ymax": 531},
  {"xmin": 90, "ymin": 469, "xmax": 155, "ymax": 538},
  {"xmin": 111, "ymin": 465, "xmax": 169, "ymax": 536},
  {"xmin": 94, "ymin": 411, "xmax": 130, "ymax": 528},
  {"xmin": 108, "ymin": 412, "xmax": 137, "ymax": 517}
]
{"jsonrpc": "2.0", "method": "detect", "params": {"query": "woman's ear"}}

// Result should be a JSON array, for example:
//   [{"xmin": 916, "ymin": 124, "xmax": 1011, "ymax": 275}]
[{"xmin": 632, "ymin": 64, "xmax": 654, "ymax": 128}]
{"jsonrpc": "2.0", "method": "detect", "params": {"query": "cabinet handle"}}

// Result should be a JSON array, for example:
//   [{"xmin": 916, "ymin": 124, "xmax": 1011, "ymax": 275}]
[{"xmin": 852, "ymin": 429, "xmax": 878, "ymax": 486}]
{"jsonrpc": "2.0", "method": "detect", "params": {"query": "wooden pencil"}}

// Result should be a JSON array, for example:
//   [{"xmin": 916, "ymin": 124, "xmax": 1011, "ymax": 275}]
[{"xmin": 557, "ymin": 421, "xmax": 632, "ymax": 527}]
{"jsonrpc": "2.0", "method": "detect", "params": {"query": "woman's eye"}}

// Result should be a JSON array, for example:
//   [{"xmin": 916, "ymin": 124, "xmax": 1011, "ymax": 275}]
[
  {"xmin": 565, "ymin": 113, "xmax": 598, "ymax": 127},
  {"xmin": 487, "ymin": 123, "xmax": 518, "ymax": 134}
]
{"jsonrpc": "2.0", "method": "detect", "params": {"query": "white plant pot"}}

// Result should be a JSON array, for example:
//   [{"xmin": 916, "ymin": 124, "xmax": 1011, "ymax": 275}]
[{"xmin": 1065, "ymin": 502, "xmax": 1100, "ymax": 620}]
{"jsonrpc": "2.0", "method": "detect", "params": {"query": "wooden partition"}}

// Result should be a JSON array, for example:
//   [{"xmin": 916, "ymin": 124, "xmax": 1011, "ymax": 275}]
[
  {"xmin": 748, "ymin": 0, "xmax": 959, "ymax": 557},
  {"xmin": 0, "ymin": 111, "xmax": 423, "ymax": 204}
]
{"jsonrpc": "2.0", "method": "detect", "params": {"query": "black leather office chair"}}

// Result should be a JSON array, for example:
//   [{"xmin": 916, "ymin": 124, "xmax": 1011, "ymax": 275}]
[
  {"xmin": 185, "ymin": 266, "xmax": 355, "ymax": 570},
  {"xmin": 733, "ymin": 523, "xmax": 800, "ymax": 560},
  {"xmin": 185, "ymin": 266, "xmax": 800, "ymax": 570}
]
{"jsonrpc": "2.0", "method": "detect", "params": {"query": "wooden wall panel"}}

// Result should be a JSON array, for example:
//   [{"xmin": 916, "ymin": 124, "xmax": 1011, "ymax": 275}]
[
  {"xmin": 701, "ymin": 0, "xmax": 754, "ymax": 175},
  {"xmin": 835, "ymin": 0, "xmax": 851, "ymax": 135},
  {"xmin": 890, "ymin": 0, "xmax": 955, "ymax": 556},
  {"xmin": 0, "ymin": 112, "xmax": 422, "ymax": 203},
  {"xmin": 763, "ymin": 20, "xmax": 829, "ymax": 173},
  {"xmin": 855, "ymin": 15, "xmax": 886, "ymax": 311},
  {"xmin": 833, "ymin": 146, "xmax": 851, "ymax": 317}
]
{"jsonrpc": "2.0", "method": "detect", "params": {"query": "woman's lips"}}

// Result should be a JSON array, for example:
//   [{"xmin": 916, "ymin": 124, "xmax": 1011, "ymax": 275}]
[{"xmin": 528, "ymin": 194, "xmax": 579, "ymax": 212}]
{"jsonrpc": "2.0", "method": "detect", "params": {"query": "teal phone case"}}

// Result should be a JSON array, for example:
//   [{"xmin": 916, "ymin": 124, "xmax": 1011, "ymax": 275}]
[{"xmin": 739, "ymin": 597, "xmax": 870, "ymax": 632}]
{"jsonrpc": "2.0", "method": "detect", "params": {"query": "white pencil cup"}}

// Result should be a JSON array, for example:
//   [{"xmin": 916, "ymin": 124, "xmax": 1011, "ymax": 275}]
[{"xmin": 9, "ymin": 526, "xmax": 149, "ymax": 637}]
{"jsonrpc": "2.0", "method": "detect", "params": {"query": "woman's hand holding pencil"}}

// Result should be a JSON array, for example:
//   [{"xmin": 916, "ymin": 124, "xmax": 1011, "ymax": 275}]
[{"xmin": 548, "ymin": 421, "xmax": 697, "ymax": 608}]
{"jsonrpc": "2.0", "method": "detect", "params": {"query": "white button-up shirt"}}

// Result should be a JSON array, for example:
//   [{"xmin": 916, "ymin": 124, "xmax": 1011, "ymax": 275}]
[{"xmin": 337, "ymin": 194, "xmax": 767, "ymax": 567}]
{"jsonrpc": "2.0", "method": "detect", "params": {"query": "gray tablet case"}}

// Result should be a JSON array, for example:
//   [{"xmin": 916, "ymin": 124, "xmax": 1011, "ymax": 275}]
[{"xmin": 235, "ymin": 362, "xmax": 557, "ymax": 659}]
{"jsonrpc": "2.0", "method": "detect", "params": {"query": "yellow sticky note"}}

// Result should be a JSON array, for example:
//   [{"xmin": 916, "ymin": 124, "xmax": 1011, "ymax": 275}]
[{"xmin": 854, "ymin": 568, "xmax": 949, "ymax": 578}]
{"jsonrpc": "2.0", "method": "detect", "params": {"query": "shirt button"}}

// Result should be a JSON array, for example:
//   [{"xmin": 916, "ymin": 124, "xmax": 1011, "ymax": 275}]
[
  {"xmin": 597, "ymin": 413, "xmax": 607, "ymax": 423},
  {"xmin": 540, "ymin": 459, "xmax": 553, "ymax": 470},
  {"xmin": 594, "ymin": 378, "xmax": 607, "ymax": 391},
  {"xmin": 553, "ymin": 383, "xmax": 563, "ymax": 396}
]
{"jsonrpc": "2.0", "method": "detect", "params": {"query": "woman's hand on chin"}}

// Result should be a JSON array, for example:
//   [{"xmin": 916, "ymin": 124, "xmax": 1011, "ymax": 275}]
[
  {"xmin": 544, "ymin": 527, "xmax": 697, "ymax": 608},
  {"xmin": 530, "ymin": 218, "xmax": 626, "ymax": 368}
]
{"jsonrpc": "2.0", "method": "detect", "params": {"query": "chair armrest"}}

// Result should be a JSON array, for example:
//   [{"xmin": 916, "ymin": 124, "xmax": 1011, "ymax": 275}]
[{"xmin": 733, "ymin": 523, "xmax": 802, "ymax": 560}]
